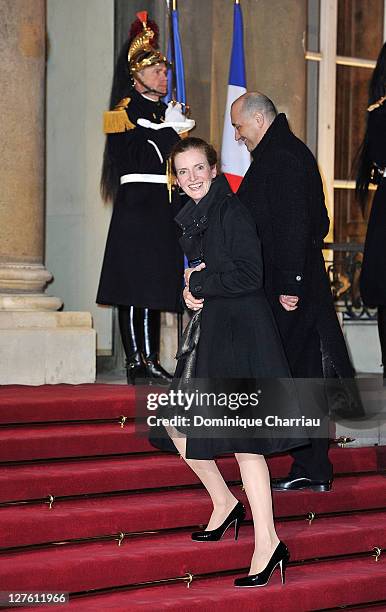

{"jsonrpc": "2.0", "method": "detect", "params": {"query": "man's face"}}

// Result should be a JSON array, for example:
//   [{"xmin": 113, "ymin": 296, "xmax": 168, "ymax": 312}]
[
  {"xmin": 134, "ymin": 63, "xmax": 168, "ymax": 99},
  {"xmin": 231, "ymin": 101, "xmax": 263, "ymax": 152}
]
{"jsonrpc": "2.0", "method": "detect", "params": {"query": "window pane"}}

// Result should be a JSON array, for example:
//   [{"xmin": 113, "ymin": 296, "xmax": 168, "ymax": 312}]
[
  {"xmin": 335, "ymin": 65, "xmax": 371, "ymax": 181},
  {"xmin": 307, "ymin": 0, "xmax": 320, "ymax": 52},
  {"xmin": 333, "ymin": 188, "xmax": 375, "ymax": 244},
  {"xmin": 337, "ymin": 0, "xmax": 384, "ymax": 59},
  {"xmin": 306, "ymin": 60, "xmax": 319, "ymax": 155}
]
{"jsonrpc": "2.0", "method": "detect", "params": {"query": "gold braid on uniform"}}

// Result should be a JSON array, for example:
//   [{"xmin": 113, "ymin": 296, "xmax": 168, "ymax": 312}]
[
  {"xmin": 367, "ymin": 95, "xmax": 386, "ymax": 112},
  {"xmin": 103, "ymin": 98, "xmax": 136, "ymax": 134},
  {"xmin": 166, "ymin": 158, "xmax": 177, "ymax": 204}
]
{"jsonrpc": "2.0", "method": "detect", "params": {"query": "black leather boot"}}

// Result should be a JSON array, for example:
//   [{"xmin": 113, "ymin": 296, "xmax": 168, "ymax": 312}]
[
  {"xmin": 143, "ymin": 308, "xmax": 173, "ymax": 384},
  {"xmin": 118, "ymin": 306, "xmax": 147, "ymax": 385}
]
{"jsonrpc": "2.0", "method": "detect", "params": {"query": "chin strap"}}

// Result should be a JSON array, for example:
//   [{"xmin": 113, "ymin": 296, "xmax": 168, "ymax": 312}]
[{"xmin": 134, "ymin": 73, "xmax": 165, "ymax": 97}]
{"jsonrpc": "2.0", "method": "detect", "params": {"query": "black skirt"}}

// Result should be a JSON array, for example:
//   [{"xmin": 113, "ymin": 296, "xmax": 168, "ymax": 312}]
[{"xmin": 149, "ymin": 293, "xmax": 309, "ymax": 459}]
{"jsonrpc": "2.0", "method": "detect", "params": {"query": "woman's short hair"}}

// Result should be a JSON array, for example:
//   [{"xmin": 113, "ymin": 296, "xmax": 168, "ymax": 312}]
[{"xmin": 170, "ymin": 137, "xmax": 218, "ymax": 176}]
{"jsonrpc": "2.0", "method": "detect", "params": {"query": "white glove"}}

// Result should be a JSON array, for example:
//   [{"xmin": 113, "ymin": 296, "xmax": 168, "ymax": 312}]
[
  {"xmin": 165, "ymin": 101, "xmax": 195, "ymax": 133},
  {"xmin": 137, "ymin": 101, "xmax": 195, "ymax": 134},
  {"xmin": 165, "ymin": 101, "xmax": 188, "ymax": 122}
]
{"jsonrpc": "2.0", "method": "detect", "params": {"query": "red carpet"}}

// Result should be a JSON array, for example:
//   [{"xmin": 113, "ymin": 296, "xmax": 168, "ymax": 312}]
[
  {"xmin": 0, "ymin": 383, "xmax": 385, "ymax": 610},
  {"xmin": 0, "ymin": 384, "xmax": 137, "ymax": 423},
  {"xmin": 2, "ymin": 475, "xmax": 385, "ymax": 548},
  {"xmin": 62, "ymin": 559, "xmax": 386, "ymax": 612}
]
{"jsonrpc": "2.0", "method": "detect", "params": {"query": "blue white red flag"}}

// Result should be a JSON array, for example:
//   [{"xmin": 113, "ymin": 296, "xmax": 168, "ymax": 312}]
[
  {"xmin": 165, "ymin": 7, "xmax": 186, "ymax": 105},
  {"xmin": 221, "ymin": 1, "xmax": 250, "ymax": 192}
]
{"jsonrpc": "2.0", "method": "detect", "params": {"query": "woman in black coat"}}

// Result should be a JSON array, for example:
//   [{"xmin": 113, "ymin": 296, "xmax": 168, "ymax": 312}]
[
  {"xmin": 356, "ymin": 42, "xmax": 386, "ymax": 380},
  {"xmin": 151, "ymin": 137, "xmax": 309, "ymax": 588}
]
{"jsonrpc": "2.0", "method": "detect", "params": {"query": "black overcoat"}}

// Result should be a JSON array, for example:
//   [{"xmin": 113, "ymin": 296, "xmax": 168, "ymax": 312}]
[
  {"xmin": 97, "ymin": 89, "xmax": 183, "ymax": 312},
  {"xmin": 186, "ymin": 175, "xmax": 290, "ymax": 380},
  {"xmin": 360, "ymin": 102, "xmax": 386, "ymax": 307},
  {"xmin": 150, "ymin": 175, "xmax": 308, "ymax": 459},
  {"xmin": 237, "ymin": 114, "xmax": 355, "ymax": 379}
]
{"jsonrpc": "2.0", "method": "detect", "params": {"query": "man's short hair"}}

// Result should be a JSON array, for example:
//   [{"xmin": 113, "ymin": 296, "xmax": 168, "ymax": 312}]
[{"xmin": 241, "ymin": 93, "xmax": 277, "ymax": 121}]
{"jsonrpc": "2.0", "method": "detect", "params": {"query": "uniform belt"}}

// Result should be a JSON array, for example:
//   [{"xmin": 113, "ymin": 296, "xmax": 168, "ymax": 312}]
[{"xmin": 120, "ymin": 173, "xmax": 167, "ymax": 185}]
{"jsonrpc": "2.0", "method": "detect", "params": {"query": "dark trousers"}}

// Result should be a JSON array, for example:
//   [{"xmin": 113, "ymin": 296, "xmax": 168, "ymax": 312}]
[{"xmin": 288, "ymin": 330, "xmax": 333, "ymax": 481}]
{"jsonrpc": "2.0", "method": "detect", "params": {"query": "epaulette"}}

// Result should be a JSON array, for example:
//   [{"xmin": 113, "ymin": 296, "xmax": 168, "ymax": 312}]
[
  {"xmin": 367, "ymin": 95, "xmax": 386, "ymax": 112},
  {"xmin": 103, "ymin": 97, "xmax": 136, "ymax": 133}
]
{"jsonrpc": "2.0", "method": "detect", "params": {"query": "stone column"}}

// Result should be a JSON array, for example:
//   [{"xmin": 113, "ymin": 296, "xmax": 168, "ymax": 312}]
[
  {"xmin": 0, "ymin": 0, "xmax": 95, "ymax": 384},
  {"xmin": 0, "ymin": 0, "xmax": 60, "ymax": 310}
]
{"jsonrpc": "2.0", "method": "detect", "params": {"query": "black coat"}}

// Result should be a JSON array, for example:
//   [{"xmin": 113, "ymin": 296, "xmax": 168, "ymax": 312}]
[
  {"xmin": 185, "ymin": 176, "xmax": 290, "ymax": 379},
  {"xmin": 151, "ymin": 175, "xmax": 308, "ymax": 459},
  {"xmin": 360, "ymin": 102, "xmax": 386, "ymax": 307},
  {"xmin": 237, "ymin": 114, "xmax": 355, "ymax": 379},
  {"xmin": 97, "ymin": 89, "xmax": 183, "ymax": 312}
]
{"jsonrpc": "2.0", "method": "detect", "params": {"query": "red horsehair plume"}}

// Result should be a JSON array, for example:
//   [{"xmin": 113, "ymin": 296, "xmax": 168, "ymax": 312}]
[{"xmin": 129, "ymin": 11, "xmax": 160, "ymax": 48}]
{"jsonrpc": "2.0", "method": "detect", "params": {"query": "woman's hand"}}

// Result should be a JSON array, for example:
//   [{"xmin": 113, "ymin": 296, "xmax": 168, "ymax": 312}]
[
  {"xmin": 183, "ymin": 262, "xmax": 206, "ymax": 311},
  {"xmin": 183, "ymin": 286, "xmax": 204, "ymax": 310},
  {"xmin": 184, "ymin": 262, "xmax": 206, "ymax": 286}
]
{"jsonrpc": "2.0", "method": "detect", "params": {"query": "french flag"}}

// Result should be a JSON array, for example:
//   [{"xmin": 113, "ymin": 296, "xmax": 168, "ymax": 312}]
[
  {"xmin": 165, "ymin": 4, "xmax": 186, "ymax": 105},
  {"xmin": 221, "ymin": 0, "xmax": 250, "ymax": 192}
]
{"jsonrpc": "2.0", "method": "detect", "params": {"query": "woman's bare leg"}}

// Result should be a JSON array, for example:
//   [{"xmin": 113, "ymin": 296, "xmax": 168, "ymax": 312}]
[
  {"xmin": 167, "ymin": 426, "xmax": 238, "ymax": 530},
  {"xmin": 235, "ymin": 453, "xmax": 280, "ymax": 574}
]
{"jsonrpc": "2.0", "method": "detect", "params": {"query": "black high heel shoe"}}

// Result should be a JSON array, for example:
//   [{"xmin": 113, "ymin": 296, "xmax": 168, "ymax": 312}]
[
  {"xmin": 234, "ymin": 541, "xmax": 290, "ymax": 587},
  {"xmin": 191, "ymin": 501, "xmax": 246, "ymax": 542}
]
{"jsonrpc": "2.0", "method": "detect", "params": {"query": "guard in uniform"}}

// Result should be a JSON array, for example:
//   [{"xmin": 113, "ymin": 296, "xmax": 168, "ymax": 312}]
[
  {"xmin": 356, "ymin": 42, "xmax": 386, "ymax": 381},
  {"xmin": 97, "ymin": 12, "xmax": 192, "ymax": 384}
]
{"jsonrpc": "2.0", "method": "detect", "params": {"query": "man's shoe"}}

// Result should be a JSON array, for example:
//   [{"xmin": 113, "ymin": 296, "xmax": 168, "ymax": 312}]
[{"xmin": 272, "ymin": 477, "xmax": 332, "ymax": 492}]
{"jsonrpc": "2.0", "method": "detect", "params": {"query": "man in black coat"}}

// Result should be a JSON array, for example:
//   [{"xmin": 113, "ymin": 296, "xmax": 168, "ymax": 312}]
[{"xmin": 233, "ymin": 92, "xmax": 360, "ymax": 491}]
